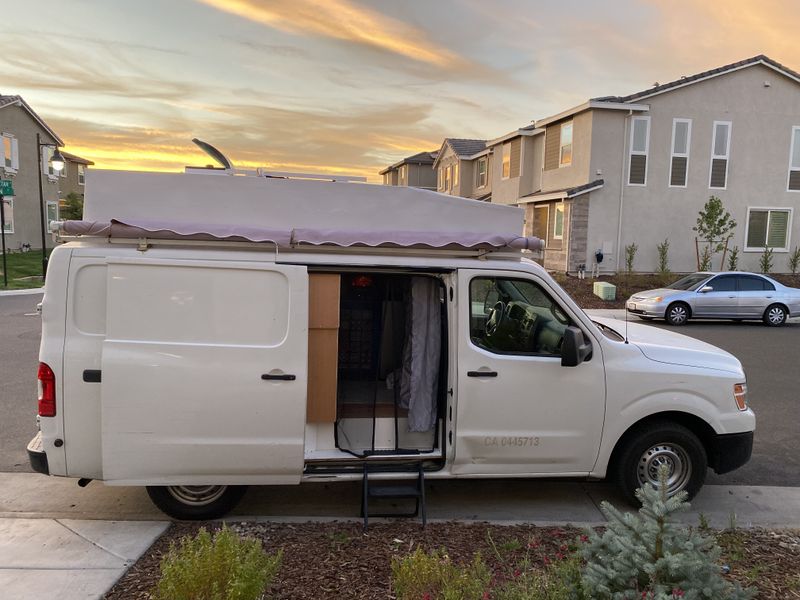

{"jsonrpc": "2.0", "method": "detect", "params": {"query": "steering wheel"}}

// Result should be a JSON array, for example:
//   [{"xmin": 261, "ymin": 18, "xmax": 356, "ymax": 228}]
[{"xmin": 485, "ymin": 301, "xmax": 507, "ymax": 337}]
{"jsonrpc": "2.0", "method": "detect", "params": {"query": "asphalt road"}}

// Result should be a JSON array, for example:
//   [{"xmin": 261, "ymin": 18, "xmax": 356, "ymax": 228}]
[{"xmin": 1, "ymin": 293, "xmax": 797, "ymax": 486}]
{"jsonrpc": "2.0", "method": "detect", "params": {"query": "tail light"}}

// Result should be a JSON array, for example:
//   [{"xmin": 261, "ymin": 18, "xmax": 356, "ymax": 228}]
[
  {"xmin": 733, "ymin": 383, "xmax": 747, "ymax": 411},
  {"xmin": 38, "ymin": 362, "xmax": 56, "ymax": 417}
]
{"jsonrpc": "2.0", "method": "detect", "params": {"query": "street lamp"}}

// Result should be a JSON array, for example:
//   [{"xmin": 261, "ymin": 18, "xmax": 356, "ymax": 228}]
[{"xmin": 36, "ymin": 133, "xmax": 64, "ymax": 280}]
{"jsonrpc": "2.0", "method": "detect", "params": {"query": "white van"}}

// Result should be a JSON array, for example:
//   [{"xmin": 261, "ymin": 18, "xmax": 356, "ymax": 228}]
[{"xmin": 27, "ymin": 170, "xmax": 755, "ymax": 520}]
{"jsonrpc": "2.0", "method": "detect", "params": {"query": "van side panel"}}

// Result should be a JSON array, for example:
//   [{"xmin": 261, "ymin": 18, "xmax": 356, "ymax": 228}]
[
  {"xmin": 100, "ymin": 258, "xmax": 309, "ymax": 485},
  {"xmin": 62, "ymin": 258, "xmax": 107, "ymax": 478}
]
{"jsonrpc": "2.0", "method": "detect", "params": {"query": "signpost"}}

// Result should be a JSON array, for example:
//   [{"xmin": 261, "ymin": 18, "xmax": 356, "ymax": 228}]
[{"xmin": 0, "ymin": 179, "xmax": 14, "ymax": 288}]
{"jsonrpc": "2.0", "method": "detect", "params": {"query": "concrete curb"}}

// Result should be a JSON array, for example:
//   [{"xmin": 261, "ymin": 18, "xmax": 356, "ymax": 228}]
[{"xmin": 0, "ymin": 287, "xmax": 44, "ymax": 296}]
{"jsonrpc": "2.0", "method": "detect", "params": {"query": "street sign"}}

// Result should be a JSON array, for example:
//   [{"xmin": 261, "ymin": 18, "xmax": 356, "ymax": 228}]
[{"xmin": 0, "ymin": 179, "xmax": 13, "ymax": 196}]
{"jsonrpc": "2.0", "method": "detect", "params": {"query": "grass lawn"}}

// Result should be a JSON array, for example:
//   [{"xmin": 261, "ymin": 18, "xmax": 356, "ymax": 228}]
[{"xmin": 0, "ymin": 250, "xmax": 48, "ymax": 290}]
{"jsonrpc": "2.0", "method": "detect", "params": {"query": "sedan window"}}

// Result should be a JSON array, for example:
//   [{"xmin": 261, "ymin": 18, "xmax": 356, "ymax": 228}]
[
  {"xmin": 668, "ymin": 273, "xmax": 711, "ymax": 291},
  {"xmin": 738, "ymin": 275, "xmax": 775, "ymax": 291},
  {"xmin": 706, "ymin": 275, "xmax": 738, "ymax": 292}
]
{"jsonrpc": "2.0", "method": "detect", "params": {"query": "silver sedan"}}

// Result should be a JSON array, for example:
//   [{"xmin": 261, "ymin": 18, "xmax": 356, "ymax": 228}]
[{"xmin": 626, "ymin": 272, "xmax": 800, "ymax": 326}]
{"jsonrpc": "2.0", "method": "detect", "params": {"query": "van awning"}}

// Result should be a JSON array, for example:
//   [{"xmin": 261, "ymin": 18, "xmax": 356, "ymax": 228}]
[{"xmin": 58, "ymin": 219, "xmax": 545, "ymax": 251}]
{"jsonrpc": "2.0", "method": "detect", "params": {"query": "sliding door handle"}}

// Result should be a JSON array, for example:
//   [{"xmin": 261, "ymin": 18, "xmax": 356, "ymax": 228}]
[
  {"xmin": 83, "ymin": 369, "xmax": 101, "ymax": 383},
  {"xmin": 467, "ymin": 370, "xmax": 498, "ymax": 378},
  {"xmin": 261, "ymin": 373, "xmax": 296, "ymax": 381}
]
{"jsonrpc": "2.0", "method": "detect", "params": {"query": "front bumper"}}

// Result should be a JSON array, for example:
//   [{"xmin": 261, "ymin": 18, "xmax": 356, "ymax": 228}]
[
  {"xmin": 625, "ymin": 300, "xmax": 665, "ymax": 318},
  {"xmin": 27, "ymin": 431, "xmax": 49, "ymax": 475},
  {"xmin": 709, "ymin": 430, "xmax": 754, "ymax": 474}
]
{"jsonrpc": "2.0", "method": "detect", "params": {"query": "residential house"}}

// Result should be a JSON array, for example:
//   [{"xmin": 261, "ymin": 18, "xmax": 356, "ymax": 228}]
[
  {"xmin": 60, "ymin": 151, "xmax": 94, "ymax": 201},
  {"xmin": 520, "ymin": 55, "xmax": 800, "ymax": 273},
  {"xmin": 379, "ymin": 151, "xmax": 438, "ymax": 189},
  {"xmin": 1, "ymin": 95, "xmax": 64, "ymax": 251},
  {"xmin": 432, "ymin": 139, "xmax": 491, "ymax": 200}
]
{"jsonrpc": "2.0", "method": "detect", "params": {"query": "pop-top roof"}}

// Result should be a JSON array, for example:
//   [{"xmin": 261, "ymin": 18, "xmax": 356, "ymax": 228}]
[{"xmin": 71, "ymin": 170, "xmax": 541, "ymax": 252}]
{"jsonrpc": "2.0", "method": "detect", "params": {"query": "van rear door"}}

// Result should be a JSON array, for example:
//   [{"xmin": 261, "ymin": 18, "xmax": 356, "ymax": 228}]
[{"xmin": 100, "ymin": 258, "xmax": 308, "ymax": 485}]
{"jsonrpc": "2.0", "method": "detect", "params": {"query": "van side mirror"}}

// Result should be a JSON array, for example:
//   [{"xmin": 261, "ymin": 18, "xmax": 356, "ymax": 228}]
[
  {"xmin": 698, "ymin": 285, "xmax": 713, "ymax": 293},
  {"xmin": 561, "ymin": 326, "xmax": 592, "ymax": 367}
]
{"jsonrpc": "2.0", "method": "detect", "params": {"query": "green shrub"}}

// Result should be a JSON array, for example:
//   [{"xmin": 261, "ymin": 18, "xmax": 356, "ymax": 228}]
[
  {"xmin": 494, "ymin": 553, "xmax": 587, "ymax": 600},
  {"xmin": 656, "ymin": 239, "xmax": 670, "ymax": 278},
  {"xmin": 788, "ymin": 246, "xmax": 800, "ymax": 274},
  {"xmin": 699, "ymin": 245, "xmax": 713, "ymax": 271},
  {"xmin": 624, "ymin": 243, "xmax": 638, "ymax": 275},
  {"xmin": 759, "ymin": 247, "xmax": 774, "ymax": 274},
  {"xmin": 727, "ymin": 246, "xmax": 740, "ymax": 271},
  {"xmin": 391, "ymin": 548, "xmax": 491, "ymax": 600},
  {"xmin": 153, "ymin": 525, "xmax": 281, "ymax": 600},
  {"xmin": 580, "ymin": 466, "xmax": 753, "ymax": 599}
]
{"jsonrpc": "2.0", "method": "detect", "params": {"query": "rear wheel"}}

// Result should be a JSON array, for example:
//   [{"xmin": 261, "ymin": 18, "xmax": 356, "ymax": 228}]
[
  {"xmin": 665, "ymin": 302, "xmax": 690, "ymax": 326},
  {"xmin": 613, "ymin": 422, "xmax": 707, "ymax": 507},
  {"xmin": 146, "ymin": 485, "xmax": 248, "ymax": 520},
  {"xmin": 763, "ymin": 304, "xmax": 787, "ymax": 327}
]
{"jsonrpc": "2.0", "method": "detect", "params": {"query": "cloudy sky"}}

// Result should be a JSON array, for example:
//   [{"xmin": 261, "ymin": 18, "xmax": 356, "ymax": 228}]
[{"xmin": 3, "ymin": 0, "xmax": 799, "ymax": 180}]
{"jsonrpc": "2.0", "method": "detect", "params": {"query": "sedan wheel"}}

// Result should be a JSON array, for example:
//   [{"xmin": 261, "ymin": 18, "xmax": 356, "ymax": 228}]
[
  {"xmin": 665, "ymin": 302, "xmax": 689, "ymax": 326},
  {"xmin": 763, "ymin": 304, "xmax": 787, "ymax": 327}
]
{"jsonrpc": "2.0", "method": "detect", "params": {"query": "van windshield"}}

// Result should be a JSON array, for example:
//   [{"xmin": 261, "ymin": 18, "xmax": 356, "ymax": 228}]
[{"xmin": 667, "ymin": 273, "xmax": 712, "ymax": 291}]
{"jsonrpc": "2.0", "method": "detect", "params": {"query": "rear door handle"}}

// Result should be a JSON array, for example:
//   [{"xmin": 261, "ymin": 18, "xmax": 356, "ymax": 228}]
[
  {"xmin": 261, "ymin": 373, "xmax": 296, "ymax": 381},
  {"xmin": 467, "ymin": 370, "xmax": 498, "ymax": 378},
  {"xmin": 83, "ymin": 369, "xmax": 101, "ymax": 383}
]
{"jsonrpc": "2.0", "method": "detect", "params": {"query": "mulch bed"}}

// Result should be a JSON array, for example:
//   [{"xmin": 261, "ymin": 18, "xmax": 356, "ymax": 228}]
[{"xmin": 105, "ymin": 521, "xmax": 800, "ymax": 599}]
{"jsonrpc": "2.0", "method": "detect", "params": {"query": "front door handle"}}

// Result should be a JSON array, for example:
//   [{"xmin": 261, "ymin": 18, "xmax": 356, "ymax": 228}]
[
  {"xmin": 261, "ymin": 373, "xmax": 296, "ymax": 381},
  {"xmin": 467, "ymin": 370, "xmax": 498, "ymax": 378}
]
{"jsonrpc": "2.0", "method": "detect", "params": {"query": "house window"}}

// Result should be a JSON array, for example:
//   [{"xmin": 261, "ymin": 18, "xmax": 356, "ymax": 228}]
[
  {"xmin": 476, "ymin": 157, "xmax": 487, "ymax": 188},
  {"xmin": 745, "ymin": 208, "xmax": 791, "ymax": 251},
  {"xmin": 553, "ymin": 203, "xmax": 565, "ymax": 239},
  {"xmin": 502, "ymin": 143, "xmax": 511, "ymax": 179},
  {"xmin": 444, "ymin": 165, "xmax": 451, "ymax": 191},
  {"xmin": 437, "ymin": 167, "xmax": 443, "ymax": 190},
  {"xmin": 399, "ymin": 164, "xmax": 406, "ymax": 186},
  {"xmin": 1, "ymin": 197, "xmax": 13, "ymax": 234},
  {"xmin": 453, "ymin": 162, "xmax": 459, "ymax": 187},
  {"xmin": 788, "ymin": 126, "xmax": 800, "ymax": 191},
  {"xmin": 46, "ymin": 200, "xmax": 59, "ymax": 231},
  {"xmin": 628, "ymin": 116, "xmax": 650, "ymax": 185},
  {"xmin": 60, "ymin": 160, "xmax": 68, "ymax": 178},
  {"xmin": 669, "ymin": 119, "xmax": 692, "ymax": 187},
  {"xmin": 709, "ymin": 121, "xmax": 731, "ymax": 189},
  {"xmin": 42, "ymin": 146, "xmax": 58, "ymax": 179},
  {"xmin": 2, "ymin": 133, "xmax": 19, "ymax": 172},
  {"xmin": 559, "ymin": 121, "xmax": 573, "ymax": 167}
]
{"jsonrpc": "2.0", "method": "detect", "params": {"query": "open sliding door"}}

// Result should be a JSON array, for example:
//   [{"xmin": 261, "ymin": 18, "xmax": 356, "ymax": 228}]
[{"xmin": 101, "ymin": 258, "xmax": 308, "ymax": 485}]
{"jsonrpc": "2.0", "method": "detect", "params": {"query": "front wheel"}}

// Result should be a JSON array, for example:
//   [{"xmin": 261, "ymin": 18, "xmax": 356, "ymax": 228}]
[
  {"xmin": 613, "ymin": 422, "xmax": 707, "ymax": 507},
  {"xmin": 665, "ymin": 302, "xmax": 690, "ymax": 326},
  {"xmin": 763, "ymin": 304, "xmax": 787, "ymax": 327},
  {"xmin": 146, "ymin": 485, "xmax": 248, "ymax": 520}
]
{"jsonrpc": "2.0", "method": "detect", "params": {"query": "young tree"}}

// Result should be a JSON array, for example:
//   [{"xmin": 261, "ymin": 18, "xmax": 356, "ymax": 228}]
[
  {"xmin": 693, "ymin": 196, "xmax": 736, "ymax": 270},
  {"xmin": 59, "ymin": 192, "xmax": 84, "ymax": 221}
]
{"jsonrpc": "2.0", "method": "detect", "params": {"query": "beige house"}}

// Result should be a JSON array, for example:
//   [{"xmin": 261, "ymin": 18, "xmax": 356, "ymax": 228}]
[
  {"xmin": 379, "ymin": 151, "xmax": 438, "ymax": 190},
  {"xmin": 1, "ymin": 95, "xmax": 63, "ymax": 251},
  {"xmin": 60, "ymin": 151, "xmax": 94, "ymax": 201},
  {"xmin": 521, "ymin": 55, "xmax": 800, "ymax": 273},
  {"xmin": 432, "ymin": 139, "xmax": 491, "ymax": 200}
]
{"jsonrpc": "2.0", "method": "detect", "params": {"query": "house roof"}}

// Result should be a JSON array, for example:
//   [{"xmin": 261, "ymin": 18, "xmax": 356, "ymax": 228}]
[
  {"xmin": 60, "ymin": 151, "xmax": 95, "ymax": 166},
  {"xmin": 432, "ymin": 138, "xmax": 487, "ymax": 168},
  {"xmin": 593, "ymin": 55, "xmax": 800, "ymax": 104},
  {"xmin": 0, "ymin": 94, "xmax": 64, "ymax": 145},
  {"xmin": 378, "ymin": 150, "xmax": 437, "ymax": 175},
  {"xmin": 519, "ymin": 179, "xmax": 604, "ymax": 203},
  {"xmin": 487, "ymin": 126, "xmax": 544, "ymax": 147}
]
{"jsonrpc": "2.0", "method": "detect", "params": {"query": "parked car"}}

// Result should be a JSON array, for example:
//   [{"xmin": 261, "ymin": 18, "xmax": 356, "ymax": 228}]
[{"xmin": 626, "ymin": 272, "xmax": 800, "ymax": 326}]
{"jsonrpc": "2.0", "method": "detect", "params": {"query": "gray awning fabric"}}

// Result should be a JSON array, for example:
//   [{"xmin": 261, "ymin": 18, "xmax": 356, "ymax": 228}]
[{"xmin": 59, "ymin": 219, "xmax": 544, "ymax": 252}]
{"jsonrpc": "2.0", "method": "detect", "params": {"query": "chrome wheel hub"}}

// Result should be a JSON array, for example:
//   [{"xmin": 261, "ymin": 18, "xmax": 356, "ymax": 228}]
[
  {"xmin": 637, "ymin": 443, "xmax": 691, "ymax": 495},
  {"xmin": 167, "ymin": 485, "xmax": 227, "ymax": 506},
  {"xmin": 668, "ymin": 305, "xmax": 687, "ymax": 324},
  {"xmin": 768, "ymin": 307, "xmax": 785, "ymax": 325}
]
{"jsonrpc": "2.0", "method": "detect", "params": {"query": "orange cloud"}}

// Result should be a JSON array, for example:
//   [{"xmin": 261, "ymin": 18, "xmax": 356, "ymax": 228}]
[{"xmin": 197, "ymin": 0, "xmax": 466, "ymax": 69}]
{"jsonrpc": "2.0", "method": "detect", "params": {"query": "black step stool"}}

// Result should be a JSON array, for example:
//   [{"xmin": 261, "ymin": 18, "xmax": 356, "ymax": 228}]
[{"xmin": 361, "ymin": 461, "xmax": 426, "ymax": 531}]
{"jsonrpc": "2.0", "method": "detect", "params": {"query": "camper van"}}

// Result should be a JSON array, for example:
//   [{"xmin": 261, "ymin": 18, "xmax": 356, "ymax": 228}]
[{"xmin": 27, "ymin": 170, "xmax": 754, "ymax": 520}]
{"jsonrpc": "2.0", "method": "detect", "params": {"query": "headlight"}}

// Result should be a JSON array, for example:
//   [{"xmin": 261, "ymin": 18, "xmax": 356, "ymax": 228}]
[
  {"xmin": 644, "ymin": 296, "xmax": 663, "ymax": 303},
  {"xmin": 734, "ymin": 383, "xmax": 748, "ymax": 411}
]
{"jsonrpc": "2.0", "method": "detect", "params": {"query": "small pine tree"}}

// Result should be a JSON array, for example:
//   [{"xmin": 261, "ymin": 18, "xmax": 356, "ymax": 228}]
[
  {"xmin": 788, "ymin": 246, "xmax": 800, "ymax": 275},
  {"xmin": 580, "ymin": 466, "xmax": 753, "ymax": 599},
  {"xmin": 727, "ymin": 246, "xmax": 740, "ymax": 271},
  {"xmin": 657, "ymin": 239, "xmax": 670, "ymax": 277},
  {"xmin": 759, "ymin": 247, "xmax": 774, "ymax": 274}
]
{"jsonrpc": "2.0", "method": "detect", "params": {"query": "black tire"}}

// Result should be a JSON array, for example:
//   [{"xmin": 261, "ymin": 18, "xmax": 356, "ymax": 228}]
[
  {"xmin": 613, "ymin": 421, "xmax": 707, "ymax": 507},
  {"xmin": 664, "ymin": 302, "xmax": 690, "ymax": 326},
  {"xmin": 763, "ymin": 303, "xmax": 788, "ymax": 327},
  {"xmin": 146, "ymin": 485, "xmax": 248, "ymax": 520}
]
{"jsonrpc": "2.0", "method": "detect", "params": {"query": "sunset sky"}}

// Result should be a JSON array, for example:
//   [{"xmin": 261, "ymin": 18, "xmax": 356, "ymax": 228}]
[{"xmin": 3, "ymin": 0, "xmax": 800, "ymax": 180}]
